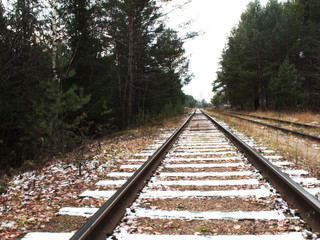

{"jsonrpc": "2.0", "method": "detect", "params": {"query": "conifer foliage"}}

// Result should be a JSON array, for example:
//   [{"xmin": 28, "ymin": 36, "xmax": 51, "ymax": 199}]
[
  {"xmin": 0, "ymin": 0, "xmax": 192, "ymax": 171},
  {"xmin": 212, "ymin": 0, "xmax": 320, "ymax": 110}
]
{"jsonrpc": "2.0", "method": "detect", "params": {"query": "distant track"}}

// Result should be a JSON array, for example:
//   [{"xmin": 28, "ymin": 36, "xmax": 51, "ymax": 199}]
[
  {"xmin": 23, "ymin": 110, "xmax": 320, "ymax": 240},
  {"xmin": 211, "ymin": 110, "xmax": 320, "ymax": 143},
  {"xmin": 231, "ymin": 111, "xmax": 320, "ymax": 129}
]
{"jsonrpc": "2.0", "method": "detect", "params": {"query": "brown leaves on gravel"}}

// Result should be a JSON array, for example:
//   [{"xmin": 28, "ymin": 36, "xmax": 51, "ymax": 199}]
[
  {"xmin": 0, "ymin": 125, "xmax": 172, "ymax": 240},
  {"xmin": 131, "ymin": 218, "xmax": 303, "ymax": 235},
  {"xmin": 140, "ymin": 198, "xmax": 272, "ymax": 212}
]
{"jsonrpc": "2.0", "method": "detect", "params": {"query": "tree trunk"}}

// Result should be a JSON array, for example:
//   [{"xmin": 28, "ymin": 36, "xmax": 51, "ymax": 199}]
[
  {"xmin": 126, "ymin": 6, "xmax": 135, "ymax": 123},
  {"xmin": 51, "ymin": 0, "xmax": 59, "ymax": 86},
  {"xmin": 255, "ymin": 50, "xmax": 262, "ymax": 110}
]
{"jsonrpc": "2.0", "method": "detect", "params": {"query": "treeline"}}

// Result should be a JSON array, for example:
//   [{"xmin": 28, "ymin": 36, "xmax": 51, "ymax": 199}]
[
  {"xmin": 0, "ymin": 0, "xmax": 192, "ymax": 170},
  {"xmin": 212, "ymin": 0, "xmax": 320, "ymax": 111}
]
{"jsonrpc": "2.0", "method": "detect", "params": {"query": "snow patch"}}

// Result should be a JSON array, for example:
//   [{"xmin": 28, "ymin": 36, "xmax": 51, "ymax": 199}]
[
  {"xmin": 133, "ymin": 208, "xmax": 286, "ymax": 220},
  {"xmin": 22, "ymin": 232, "xmax": 74, "ymax": 240},
  {"xmin": 79, "ymin": 190, "xmax": 116, "ymax": 198},
  {"xmin": 109, "ymin": 232, "xmax": 305, "ymax": 240},
  {"xmin": 140, "ymin": 188, "xmax": 270, "ymax": 198},
  {"xmin": 152, "ymin": 179, "xmax": 259, "ymax": 186},
  {"xmin": 159, "ymin": 171, "xmax": 252, "ymax": 177},
  {"xmin": 58, "ymin": 207, "xmax": 98, "ymax": 217}
]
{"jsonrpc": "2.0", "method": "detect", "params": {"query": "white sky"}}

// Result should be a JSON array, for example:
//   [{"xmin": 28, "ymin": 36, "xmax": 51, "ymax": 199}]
[{"xmin": 161, "ymin": 0, "xmax": 274, "ymax": 102}]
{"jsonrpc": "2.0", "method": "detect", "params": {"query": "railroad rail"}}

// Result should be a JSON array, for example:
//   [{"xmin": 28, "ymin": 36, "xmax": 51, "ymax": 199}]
[
  {"xmin": 201, "ymin": 110, "xmax": 320, "ymax": 231},
  {"xmin": 23, "ymin": 110, "xmax": 320, "ymax": 240},
  {"xmin": 210, "ymin": 110, "xmax": 320, "ymax": 143},
  {"xmin": 230, "ymin": 111, "xmax": 320, "ymax": 129}
]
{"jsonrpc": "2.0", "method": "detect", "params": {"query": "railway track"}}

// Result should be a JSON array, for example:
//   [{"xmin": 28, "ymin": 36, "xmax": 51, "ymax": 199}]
[
  {"xmin": 23, "ymin": 110, "xmax": 320, "ymax": 240},
  {"xmin": 230, "ymin": 112, "xmax": 320, "ymax": 130},
  {"xmin": 211, "ymin": 110, "xmax": 320, "ymax": 143}
]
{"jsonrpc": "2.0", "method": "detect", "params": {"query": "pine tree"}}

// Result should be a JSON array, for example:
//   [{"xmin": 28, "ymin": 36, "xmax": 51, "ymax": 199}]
[
  {"xmin": 213, "ymin": 0, "xmax": 316, "ymax": 110},
  {"xmin": 105, "ymin": 0, "xmax": 162, "ymax": 125},
  {"xmin": 0, "ymin": 0, "xmax": 192, "ymax": 171},
  {"xmin": 0, "ymin": 0, "xmax": 53, "ymax": 165},
  {"xmin": 293, "ymin": 0, "xmax": 320, "ymax": 109},
  {"xmin": 147, "ymin": 28, "xmax": 191, "ymax": 115},
  {"xmin": 270, "ymin": 58, "xmax": 303, "ymax": 109},
  {"xmin": 58, "ymin": 0, "xmax": 115, "ymax": 135}
]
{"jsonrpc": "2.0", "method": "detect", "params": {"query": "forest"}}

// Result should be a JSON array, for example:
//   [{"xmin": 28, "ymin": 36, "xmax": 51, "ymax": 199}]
[
  {"xmin": 212, "ymin": 0, "xmax": 320, "ymax": 111},
  {"xmin": 0, "ymin": 0, "xmax": 197, "ymax": 171}
]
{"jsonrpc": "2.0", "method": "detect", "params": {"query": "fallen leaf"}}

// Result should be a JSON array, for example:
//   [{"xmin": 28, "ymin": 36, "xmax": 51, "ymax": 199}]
[{"xmin": 233, "ymin": 225, "xmax": 241, "ymax": 230}]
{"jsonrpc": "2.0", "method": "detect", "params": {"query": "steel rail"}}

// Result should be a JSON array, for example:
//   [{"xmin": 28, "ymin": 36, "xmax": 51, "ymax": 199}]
[
  {"xmin": 70, "ymin": 111, "xmax": 195, "ymax": 240},
  {"xmin": 213, "ymin": 111, "xmax": 320, "ymax": 143},
  {"xmin": 202, "ymin": 109, "xmax": 320, "ymax": 232},
  {"xmin": 229, "ymin": 111, "xmax": 320, "ymax": 129}
]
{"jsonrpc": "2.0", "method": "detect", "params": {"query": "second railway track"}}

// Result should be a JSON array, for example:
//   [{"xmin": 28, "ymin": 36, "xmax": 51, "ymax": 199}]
[
  {"xmin": 23, "ymin": 110, "xmax": 320, "ymax": 240},
  {"xmin": 211, "ymin": 110, "xmax": 320, "ymax": 143}
]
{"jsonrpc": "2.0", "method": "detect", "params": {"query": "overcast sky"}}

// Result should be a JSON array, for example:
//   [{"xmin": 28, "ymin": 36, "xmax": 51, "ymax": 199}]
[{"xmin": 161, "ymin": 0, "xmax": 274, "ymax": 102}]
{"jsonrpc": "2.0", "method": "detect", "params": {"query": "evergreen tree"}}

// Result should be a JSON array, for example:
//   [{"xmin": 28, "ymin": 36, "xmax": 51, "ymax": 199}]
[
  {"xmin": 239, "ymin": 0, "xmax": 265, "ymax": 110},
  {"xmin": 293, "ymin": 0, "xmax": 320, "ymax": 108},
  {"xmin": 0, "ymin": 3, "xmax": 11, "ymax": 168},
  {"xmin": 185, "ymin": 95, "xmax": 197, "ymax": 108},
  {"xmin": 0, "ymin": 0, "xmax": 53, "ymax": 165},
  {"xmin": 214, "ymin": 1, "xmax": 267, "ymax": 110},
  {"xmin": 58, "ymin": 0, "xmax": 115, "ymax": 134},
  {"xmin": 213, "ymin": 0, "xmax": 318, "ymax": 111},
  {"xmin": 147, "ymin": 28, "xmax": 191, "ymax": 115},
  {"xmin": 105, "ymin": 0, "xmax": 162, "ymax": 125},
  {"xmin": 269, "ymin": 58, "xmax": 304, "ymax": 109},
  {"xmin": 58, "ymin": 0, "xmax": 99, "ymax": 88},
  {"xmin": 0, "ymin": 0, "xmax": 191, "ymax": 172}
]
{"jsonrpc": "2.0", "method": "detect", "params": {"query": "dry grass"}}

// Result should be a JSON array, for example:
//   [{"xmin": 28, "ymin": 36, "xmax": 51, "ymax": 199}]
[
  {"xmin": 207, "ymin": 109, "xmax": 320, "ymax": 179},
  {"xmin": 245, "ymin": 110, "xmax": 320, "ymax": 126}
]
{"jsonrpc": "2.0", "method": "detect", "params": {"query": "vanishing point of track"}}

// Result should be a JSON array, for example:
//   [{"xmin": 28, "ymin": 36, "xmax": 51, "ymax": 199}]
[{"xmin": 23, "ymin": 110, "xmax": 320, "ymax": 240}]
